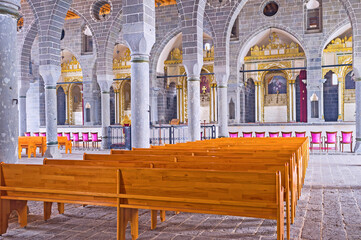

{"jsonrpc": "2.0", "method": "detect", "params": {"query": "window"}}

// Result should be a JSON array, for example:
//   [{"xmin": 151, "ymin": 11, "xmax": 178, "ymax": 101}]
[{"xmin": 305, "ymin": 1, "xmax": 322, "ymax": 33}]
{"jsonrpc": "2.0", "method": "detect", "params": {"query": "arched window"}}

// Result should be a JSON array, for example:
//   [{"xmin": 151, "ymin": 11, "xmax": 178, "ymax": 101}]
[{"xmin": 345, "ymin": 71, "xmax": 355, "ymax": 89}]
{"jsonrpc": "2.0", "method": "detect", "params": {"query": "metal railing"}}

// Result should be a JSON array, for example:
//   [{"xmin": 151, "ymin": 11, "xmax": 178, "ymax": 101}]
[{"xmin": 108, "ymin": 124, "xmax": 217, "ymax": 149}]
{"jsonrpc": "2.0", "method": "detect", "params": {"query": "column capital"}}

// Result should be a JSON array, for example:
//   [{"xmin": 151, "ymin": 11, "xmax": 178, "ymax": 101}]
[
  {"xmin": 39, "ymin": 65, "xmax": 61, "ymax": 86},
  {"xmin": 0, "ymin": 0, "xmax": 20, "ymax": 18},
  {"xmin": 183, "ymin": 59, "xmax": 203, "ymax": 79},
  {"xmin": 97, "ymin": 74, "xmax": 113, "ymax": 92}
]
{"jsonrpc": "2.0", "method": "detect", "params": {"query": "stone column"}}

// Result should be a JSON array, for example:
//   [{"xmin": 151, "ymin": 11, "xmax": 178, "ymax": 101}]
[
  {"xmin": 353, "ymin": 56, "xmax": 361, "ymax": 153},
  {"xmin": 83, "ymin": 81, "xmax": 98, "ymax": 126},
  {"xmin": 97, "ymin": 74, "xmax": 113, "ymax": 149},
  {"xmin": 187, "ymin": 76, "xmax": 201, "ymax": 141},
  {"xmin": 255, "ymin": 81, "xmax": 261, "ymax": 122},
  {"xmin": 64, "ymin": 89, "xmax": 69, "ymax": 124},
  {"xmin": 217, "ymin": 85, "xmax": 228, "ymax": 137},
  {"xmin": 39, "ymin": 65, "xmax": 61, "ymax": 158},
  {"xmin": 18, "ymin": 82, "xmax": 29, "ymax": 136},
  {"xmin": 215, "ymin": 70, "xmax": 229, "ymax": 137},
  {"xmin": 338, "ymin": 76, "xmax": 343, "ymax": 121},
  {"xmin": 150, "ymin": 87, "xmax": 159, "ymax": 125},
  {"xmin": 123, "ymin": 0, "xmax": 155, "ymax": 148},
  {"xmin": 288, "ymin": 79, "xmax": 296, "ymax": 122},
  {"xmin": 0, "ymin": 0, "xmax": 20, "ymax": 163},
  {"xmin": 131, "ymin": 53, "xmax": 151, "ymax": 147},
  {"xmin": 307, "ymin": 56, "xmax": 323, "ymax": 122}
]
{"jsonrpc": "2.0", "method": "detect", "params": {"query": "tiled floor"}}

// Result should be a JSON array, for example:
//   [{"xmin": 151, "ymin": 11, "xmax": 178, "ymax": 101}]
[{"xmin": 1, "ymin": 152, "xmax": 360, "ymax": 239}]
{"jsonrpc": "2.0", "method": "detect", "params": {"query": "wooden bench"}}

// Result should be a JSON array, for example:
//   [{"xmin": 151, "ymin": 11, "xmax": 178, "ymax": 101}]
[
  {"xmin": 44, "ymin": 157, "xmax": 291, "ymax": 239},
  {"xmin": 0, "ymin": 164, "xmax": 286, "ymax": 240}
]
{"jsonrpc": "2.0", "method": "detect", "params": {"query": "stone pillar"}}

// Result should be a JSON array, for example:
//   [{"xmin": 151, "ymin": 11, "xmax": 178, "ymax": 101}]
[
  {"xmin": 123, "ymin": 0, "xmax": 155, "ymax": 148},
  {"xmin": 97, "ymin": 75, "xmax": 113, "ymax": 149},
  {"xmin": 255, "ymin": 81, "xmax": 261, "ymax": 122},
  {"xmin": 0, "ymin": 0, "xmax": 20, "ymax": 163},
  {"xmin": 338, "ymin": 76, "xmax": 343, "ymax": 121},
  {"xmin": 353, "ymin": 56, "xmax": 361, "ymax": 153},
  {"xmin": 131, "ymin": 53, "xmax": 151, "ymax": 147},
  {"xmin": 307, "ymin": 57, "xmax": 323, "ymax": 122},
  {"xmin": 217, "ymin": 85, "xmax": 228, "ymax": 137},
  {"xmin": 39, "ymin": 65, "xmax": 61, "ymax": 158},
  {"xmin": 215, "ymin": 70, "xmax": 229, "ymax": 137},
  {"xmin": 18, "ymin": 82, "xmax": 29, "ymax": 136},
  {"xmin": 83, "ymin": 81, "xmax": 97, "ymax": 126},
  {"xmin": 150, "ymin": 87, "xmax": 159, "ymax": 125},
  {"xmin": 64, "ymin": 89, "xmax": 69, "ymax": 124},
  {"xmin": 288, "ymin": 79, "xmax": 296, "ymax": 122}
]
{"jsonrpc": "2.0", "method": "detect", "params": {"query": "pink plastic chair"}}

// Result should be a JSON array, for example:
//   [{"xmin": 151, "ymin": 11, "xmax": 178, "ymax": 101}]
[
  {"xmin": 340, "ymin": 131, "xmax": 353, "ymax": 152},
  {"xmin": 310, "ymin": 132, "xmax": 322, "ymax": 152},
  {"xmin": 64, "ymin": 132, "xmax": 72, "ymax": 141},
  {"xmin": 281, "ymin": 132, "xmax": 292, "ymax": 137},
  {"xmin": 33, "ymin": 132, "xmax": 40, "ymax": 137},
  {"xmin": 242, "ymin": 132, "xmax": 253, "ymax": 138},
  {"xmin": 40, "ymin": 132, "xmax": 46, "ymax": 137},
  {"xmin": 24, "ymin": 132, "xmax": 31, "ymax": 137},
  {"xmin": 295, "ymin": 132, "xmax": 306, "ymax": 138},
  {"xmin": 255, "ymin": 132, "xmax": 265, "ymax": 138},
  {"xmin": 269, "ymin": 132, "xmax": 279, "ymax": 138},
  {"xmin": 91, "ymin": 132, "xmax": 102, "ymax": 148},
  {"xmin": 57, "ymin": 132, "xmax": 63, "ymax": 137},
  {"xmin": 82, "ymin": 132, "xmax": 91, "ymax": 148},
  {"xmin": 72, "ymin": 132, "xmax": 81, "ymax": 148},
  {"xmin": 324, "ymin": 131, "xmax": 338, "ymax": 152},
  {"xmin": 229, "ymin": 132, "xmax": 239, "ymax": 138}
]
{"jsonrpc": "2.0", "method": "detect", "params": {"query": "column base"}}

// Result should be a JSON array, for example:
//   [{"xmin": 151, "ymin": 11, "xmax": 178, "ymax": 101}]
[
  {"xmin": 44, "ymin": 145, "xmax": 62, "ymax": 159},
  {"xmin": 354, "ymin": 140, "xmax": 361, "ymax": 154}
]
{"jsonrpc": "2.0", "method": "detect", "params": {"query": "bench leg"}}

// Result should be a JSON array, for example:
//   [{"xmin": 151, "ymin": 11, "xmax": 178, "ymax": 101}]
[
  {"xmin": 57, "ymin": 203, "xmax": 64, "ymax": 214},
  {"xmin": 130, "ymin": 209, "xmax": 138, "ymax": 240},
  {"xmin": 118, "ymin": 208, "xmax": 139, "ymax": 240},
  {"xmin": 0, "ymin": 199, "xmax": 11, "ymax": 235},
  {"xmin": 151, "ymin": 210, "xmax": 157, "ymax": 230},
  {"xmin": 160, "ymin": 210, "xmax": 166, "ymax": 222},
  {"xmin": 10, "ymin": 200, "xmax": 28, "ymax": 228},
  {"xmin": 44, "ymin": 202, "xmax": 52, "ymax": 221}
]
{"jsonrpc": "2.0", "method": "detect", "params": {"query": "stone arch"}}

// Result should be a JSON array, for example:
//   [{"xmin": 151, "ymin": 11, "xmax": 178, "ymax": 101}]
[
  {"xmin": 20, "ymin": 19, "xmax": 38, "ymax": 84},
  {"xmin": 319, "ymin": 21, "xmax": 351, "ymax": 56},
  {"xmin": 96, "ymin": 8, "xmax": 123, "ymax": 75},
  {"xmin": 150, "ymin": 26, "xmax": 182, "ymax": 87},
  {"xmin": 68, "ymin": 7, "xmax": 99, "ymax": 57},
  {"xmin": 237, "ymin": 26, "xmax": 308, "ymax": 65}
]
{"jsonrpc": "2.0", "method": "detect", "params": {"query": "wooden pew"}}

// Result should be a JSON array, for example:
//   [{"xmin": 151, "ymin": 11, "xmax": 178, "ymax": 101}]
[
  {"xmin": 0, "ymin": 164, "xmax": 286, "ymax": 240},
  {"xmin": 44, "ymin": 157, "xmax": 292, "ymax": 239}
]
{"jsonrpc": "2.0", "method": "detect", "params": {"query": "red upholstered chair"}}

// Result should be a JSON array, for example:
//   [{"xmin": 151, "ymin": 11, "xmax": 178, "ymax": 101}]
[
  {"xmin": 82, "ymin": 132, "xmax": 91, "ymax": 149},
  {"xmin": 40, "ymin": 132, "xmax": 46, "ymax": 137},
  {"xmin": 91, "ymin": 132, "xmax": 102, "ymax": 148},
  {"xmin": 295, "ymin": 132, "xmax": 306, "ymax": 138},
  {"xmin": 310, "ymin": 132, "xmax": 322, "ymax": 152},
  {"xmin": 255, "ymin": 132, "xmax": 265, "ymax": 138},
  {"xmin": 269, "ymin": 132, "xmax": 279, "ymax": 138},
  {"xmin": 229, "ymin": 132, "xmax": 239, "ymax": 138},
  {"xmin": 64, "ymin": 132, "xmax": 72, "ymax": 141},
  {"xmin": 324, "ymin": 131, "xmax": 338, "ymax": 152},
  {"xmin": 72, "ymin": 132, "xmax": 81, "ymax": 148},
  {"xmin": 24, "ymin": 132, "xmax": 31, "ymax": 137},
  {"xmin": 281, "ymin": 132, "xmax": 292, "ymax": 137},
  {"xmin": 57, "ymin": 132, "xmax": 63, "ymax": 137},
  {"xmin": 242, "ymin": 132, "xmax": 253, "ymax": 138},
  {"xmin": 340, "ymin": 131, "xmax": 353, "ymax": 152},
  {"xmin": 33, "ymin": 132, "xmax": 40, "ymax": 137}
]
